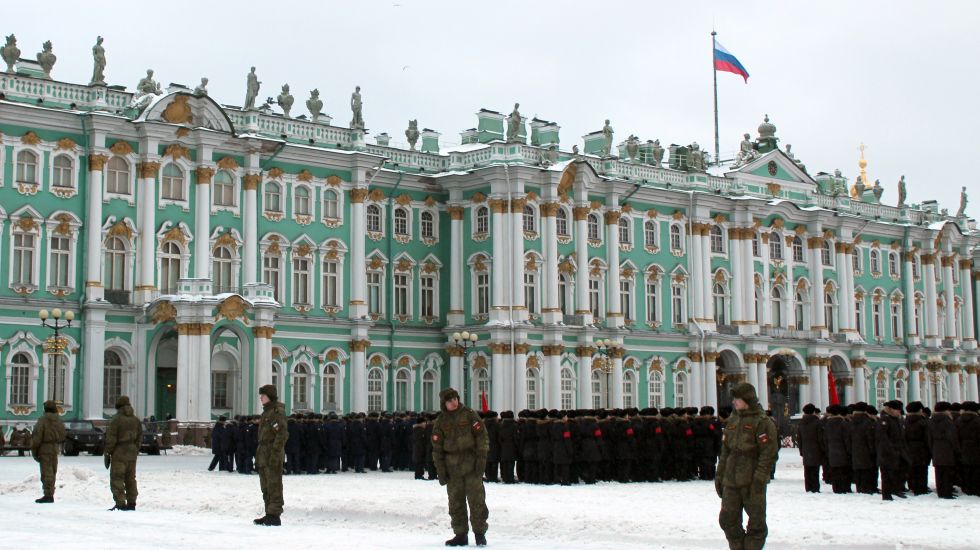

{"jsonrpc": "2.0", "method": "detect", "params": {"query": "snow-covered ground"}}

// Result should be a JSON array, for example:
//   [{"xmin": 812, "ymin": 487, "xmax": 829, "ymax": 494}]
[{"xmin": 0, "ymin": 449, "xmax": 976, "ymax": 549}]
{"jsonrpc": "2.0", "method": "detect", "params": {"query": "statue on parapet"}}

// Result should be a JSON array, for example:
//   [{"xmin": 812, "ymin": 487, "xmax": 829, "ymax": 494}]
[
  {"xmin": 277, "ymin": 84, "xmax": 294, "ymax": 118},
  {"xmin": 897, "ymin": 175, "xmax": 907, "ymax": 207},
  {"xmin": 872, "ymin": 179, "xmax": 883, "ymax": 202},
  {"xmin": 307, "ymin": 89, "xmax": 323, "ymax": 123},
  {"xmin": 350, "ymin": 85, "xmax": 364, "ymax": 130},
  {"xmin": 650, "ymin": 139, "xmax": 665, "ymax": 167},
  {"xmin": 626, "ymin": 135, "xmax": 639, "ymax": 162},
  {"xmin": 193, "ymin": 77, "xmax": 209, "ymax": 97},
  {"xmin": 243, "ymin": 67, "xmax": 260, "ymax": 111},
  {"xmin": 734, "ymin": 133, "xmax": 758, "ymax": 167},
  {"xmin": 506, "ymin": 103, "xmax": 523, "ymax": 142},
  {"xmin": 90, "ymin": 36, "xmax": 106, "ymax": 85},
  {"xmin": 601, "ymin": 119, "xmax": 614, "ymax": 157},
  {"xmin": 36, "ymin": 40, "xmax": 56, "ymax": 79},
  {"xmin": 405, "ymin": 120, "xmax": 420, "ymax": 150},
  {"xmin": 957, "ymin": 186, "xmax": 968, "ymax": 217},
  {"xmin": 688, "ymin": 142, "xmax": 705, "ymax": 172},
  {"xmin": 1, "ymin": 34, "xmax": 19, "ymax": 73},
  {"xmin": 129, "ymin": 69, "xmax": 162, "ymax": 113}
]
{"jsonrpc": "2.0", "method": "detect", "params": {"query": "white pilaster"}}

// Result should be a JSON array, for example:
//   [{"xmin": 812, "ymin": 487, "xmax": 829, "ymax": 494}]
[
  {"xmin": 349, "ymin": 190, "xmax": 368, "ymax": 319},
  {"xmin": 757, "ymin": 362, "xmax": 769, "ymax": 410},
  {"xmin": 513, "ymin": 350, "xmax": 528, "ymax": 411},
  {"xmin": 610, "ymin": 354, "xmax": 624, "ymax": 408},
  {"xmin": 730, "ymin": 228, "xmax": 744, "ymax": 324},
  {"xmin": 350, "ymin": 344, "xmax": 367, "ymax": 412},
  {"xmin": 511, "ymin": 198, "xmax": 527, "ymax": 322},
  {"xmin": 449, "ymin": 354, "xmax": 463, "ymax": 393},
  {"xmin": 784, "ymin": 236, "xmax": 796, "ymax": 329},
  {"xmin": 809, "ymin": 362, "xmax": 820, "ymax": 406},
  {"xmin": 541, "ymin": 204, "xmax": 561, "ymax": 325},
  {"xmin": 948, "ymin": 368, "xmax": 962, "ymax": 403},
  {"xmin": 819, "ymin": 364, "xmax": 830, "ymax": 409},
  {"xmin": 942, "ymin": 256, "xmax": 956, "ymax": 344},
  {"xmin": 701, "ymin": 231, "xmax": 714, "ymax": 325},
  {"xmin": 837, "ymin": 245, "xmax": 851, "ymax": 333},
  {"xmin": 193, "ymin": 176, "xmax": 211, "ymax": 279},
  {"xmin": 491, "ymin": 348, "xmax": 507, "ymax": 412},
  {"xmin": 545, "ymin": 350, "xmax": 562, "ymax": 410},
  {"xmin": 959, "ymin": 260, "xmax": 975, "ymax": 348},
  {"xmin": 243, "ymin": 169, "xmax": 259, "ymax": 285},
  {"xmin": 903, "ymin": 252, "xmax": 916, "ymax": 342},
  {"xmin": 742, "ymin": 233, "xmax": 756, "ymax": 325},
  {"xmin": 923, "ymin": 253, "xmax": 939, "ymax": 345},
  {"xmin": 577, "ymin": 343, "xmax": 593, "ymax": 409},
  {"xmin": 605, "ymin": 211, "xmax": 622, "ymax": 328},
  {"xmin": 690, "ymin": 226, "xmax": 704, "ymax": 322},
  {"xmin": 574, "ymin": 206, "xmax": 592, "ymax": 323},
  {"xmin": 854, "ymin": 365, "xmax": 867, "ymax": 405},
  {"xmin": 135, "ymin": 161, "xmax": 158, "ymax": 304},
  {"xmin": 810, "ymin": 238, "xmax": 826, "ymax": 334},
  {"xmin": 909, "ymin": 366, "xmax": 921, "ymax": 403},
  {"xmin": 81, "ymin": 308, "xmax": 107, "ymax": 419},
  {"xmin": 491, "ymin": 198, "xmax": 507, "ymax": 323},
  {"xmin": 85, "ymin": 155, "xmax": 106, "ymax": 301},
  {"xmin": 761, "ymin": 234, "xmax": 772, "ymax": 328},
  {"xmin": 448, "ymin": 206, "xmax": 465, "ymax": 325}
]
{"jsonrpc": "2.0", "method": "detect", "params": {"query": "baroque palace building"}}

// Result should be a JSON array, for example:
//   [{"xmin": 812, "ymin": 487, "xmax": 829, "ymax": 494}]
[{"xmin": 0, "ymin": 52, "xmax": 977, "ymax": 428}]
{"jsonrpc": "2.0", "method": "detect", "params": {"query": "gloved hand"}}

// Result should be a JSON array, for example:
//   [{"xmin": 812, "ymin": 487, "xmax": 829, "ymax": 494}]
[
  {"xmin": 103, "ymin": 453, "xmax": 111, "ymax": 470},
  {"xmin": 32, "ymin": 453, "xmax": 40, "ymax": 463},
  {"xmin": 715, "ymin": 478, "xmax": 723, "ymax": 498},
  {"xmin": 439, "ymin": 474, "xmax": 449, "ymax": 486}
]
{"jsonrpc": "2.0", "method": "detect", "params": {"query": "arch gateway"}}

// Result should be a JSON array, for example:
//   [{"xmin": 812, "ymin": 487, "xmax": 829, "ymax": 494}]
[{"xmin": 0, "ymin": 47, "xmax": 976, "ymax": 426}]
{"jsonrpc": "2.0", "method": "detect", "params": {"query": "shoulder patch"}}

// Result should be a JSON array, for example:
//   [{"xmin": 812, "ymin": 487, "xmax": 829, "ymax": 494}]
[
  {"xmin": 758, "ymin": 433, "xmax": 769, "ymax": 444},
  {"xmin": 473, "ymin": 421, "xmax": 482, "ymax": 430}
]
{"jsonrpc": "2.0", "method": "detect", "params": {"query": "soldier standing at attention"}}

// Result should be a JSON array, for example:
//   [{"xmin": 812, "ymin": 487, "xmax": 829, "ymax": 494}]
[
  {"xmin": 105, "ymin": 396, "xmax": 142, "ymax": 511},
  {"xmin": 432, "ymin": 388, "xmax": 489, "ymax": 547},
  {"xmin": 31, "ymin": 400, "xmax": 66, "ymax": 503},
  {"xmin": 254, "ymin": 384, "xmax": 289, "ymax": 526},
  {"xmin": 716, "ymin": 383, "xmax": 778, "ymax": 550}
]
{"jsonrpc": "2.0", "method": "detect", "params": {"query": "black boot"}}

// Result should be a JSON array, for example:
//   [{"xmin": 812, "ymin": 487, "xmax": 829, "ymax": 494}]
[
  {"xmin": 35, "ymin": 496, "xmax": 54, "ymax": 504},
  {"xmin": 445, "ymin": 533, "xmax": 468, "ymax": 546},
  {"xmin": 475, "ymin": 533, "xmax": 487, "ymax": 546},
  {"xmin": 253, "ymin": 515, "xmax": 268, "ymax": 525},
  {"xmin": 263, "ymin": 515, "xmax": 281, "ymax": 526},
  {"xmin": 109, "ymin": 504, "xmax": 126, "ymax": 511},
  {"xmin": 124, "ymin": 503, "xmax": 136, "ymax": 511}
]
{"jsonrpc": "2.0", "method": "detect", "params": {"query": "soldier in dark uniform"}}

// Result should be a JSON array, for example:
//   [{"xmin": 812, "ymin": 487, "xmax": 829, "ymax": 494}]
[
  {"xmin": 31, "ymin": 400, "xmax": 65, "ymax": 503},
  {"xmin": 324, "ymin": 412, "xmax": 343, "ymax": 474},
  {"xmin": 379, "ymin": 412, "xmax": 394, "ymax": 473},
  {"xmin": 518, "ymin": 411, "xmax": 536, "ymax": 483},
  {"xmin": 254, "ymin": 384, "xmax": 289, "ymax": 526},
  {"xmin": 483, "ymin": 411, "xmax": 500, "ymax": 482},
  {"xmin": 221, "ymin": 417, "xmax": 238, "ymax": 472},
  {"xmin": 876, "ymin": 400, "xmax": 909, "ymax": 500},
  {"xmin": 694, "ymin": 406, "xmax": 718, "ymax": 481},
  {"xmin": 552, "ymin": 411, "xmax": 575, "ymax": 485},
  {"xmin": 432, "ymin": 388, "xmax": 489, "ymax": 547},
  {"xmin": 497, "ymin": 411, "xmax": 518, "ymax": 483},
  {"xmin": 412, "ymin": 415, "xmax": 429, "ymax": 479},
  {"xmin": 235, "ymin": 416, "xmax": 248, "ymax": 474},
  {"xmin": 285, "ymin": 415, "xmax": 302, "ymax": 474},
  {"xmin": 536, "ymin": 410, "xmax": 554, "ymax": 484},
  {"xmin": 208, "ymin": 416, "xmax": 226, "ymax": 471},
  {"xmin": 928, "ymin": 401, "xmax": 959, "ymax": 499},
  {"xmin": 348, "ymin": 413, "xmax": 368, "ymax": 473},
  {"xmin": 105, "ymin": 395, "xmax": 142, "ymax": 511},
  {"xmin": 849, "ymin": 403, "xmax": 878, "ymax": 494},
  {"xmin": 823, "ymin": 404, "xmax": 852, "ymax": 493},
  {"xmin": 797, "ymin": 403, "xmax": 826, "ymax": 493},
  {"xmin": 246, "ymin": 416, "xmax": 259, "ymax": 474},
  {"xmin": 365, "ymin": 412, "xmax": 381, "ymax": 471},
  {"xmin": 305, "ymin": 414, "xmax": 322, "ymax": 475},
  {"xmin": 904, "ymin": 401, "xmax": 931, "ymax": 495},
  {"xmin": 956, "ymin": 401, "xmax": 980, "ymax": 496}
]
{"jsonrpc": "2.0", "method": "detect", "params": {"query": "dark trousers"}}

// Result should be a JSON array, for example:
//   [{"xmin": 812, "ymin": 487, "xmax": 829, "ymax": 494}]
[
  {"xmin": 221, "ymin": 451, "xmax": 235, "ymax": 471},
  {"xmin": 306, "ymin": 452, "xmax": 320, "ymax": 474},
  {"xmin": 500, "ymin": 461, "xmax": 515, "ymax": 483},
  {"xmin": 698, "ymin": 460, "xmax": 716, "ymax": 481},
  {"xmin": 831, "ymin": 466, "xmax": 852, "ymax": 493},
  {"xmin": 554, "ymin": 463, "xmax": 571, "ymax": 485},
  {"xmin": 719, "ymin": 485, "xmax": 768, "ymax": 550},
  {"xmin": 880, "ymin": 467, "xmax": 901, "ymax": 499},
  {"xmin": 854, "ymin": 468, "xmax": 877, "ymax": 494},
  {"xmin": 351, "ymin": 453, "xmax": 366, "ymax": 473},
  {"xmin": 962, "ymin": 465, "xmax": 979, "ymax": 496},
  {"xmin": 485, "ymin": 461, "xmax": 499, "ymax": 482},
  {"xmin": 208, "ymin": 454, "xmax": 221, "ymax": 471},
  {"xmin": 907, "ymin": 465, "xmax": 929, "ymax": 495},
  {"xmin": 935, "ymin": 465, "xmax": 955, "ymax": 498},
  {"xmin": 803, "ymin": 465, "xmax": 821, "ymax": 492},
  {"xmin": 380, "ymin": 452, "xmax": 392, "ymax": 472},
  {"xmin": 521, "ymin": 460, "xmax": 537, "ymax": 484},
  {"xmin": 617, "ymin": 459, "xmax": 633, "ymax": 483}
]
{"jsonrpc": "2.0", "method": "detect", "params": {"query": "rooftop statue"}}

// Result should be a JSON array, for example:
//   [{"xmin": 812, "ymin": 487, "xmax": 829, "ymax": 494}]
[
  {"xmin": 957, "ymin": 186, "xmax": 968, "ymax": 217},
  {"xmin": 193, "ymin": 77, "xmax": 208, "ymax": 97},
  {"xmin": 277, "ymin": 84, "xmax": 294, "ymax": 118},
  {"xmin": 506, "ymin": 103, "xmax": 523, "ymax": 142},
  {"xmin": 851, "ymin": 175, "xmax": 865, "ymax": 199},
  {"xmin": 688, "ymin": 142, "xmax": 705, "ymax": 172},
  {"xmin": 405, "ymin": 119, "xmax": 420, "ymax": 151},
  {"xmin": 350, "ymin": 85, "xmax": 364, "ymax": 130},
  {"xmin": 1, "ymin": 34, "xmax": 19, "ymax": 73},
  {"xmin": 572, "ymin": 144, "xmax": 580, "ymax": 156},
  {"xmin": 601, "ymin": 119, "xmax": 614, "ymax": 157},
  {"xmin": 872, "ymin": 178, "xmax": 883, "ymax": 202},
  {"xmin": 243, "ymin": 67, "xmax": 260, "ymax": 111},
  {"xmin": 651, "ymin": 139, "xmax": 664, "ymax": 167},
  {"xmin": 90, "ymin": 36, "xmax": 106, "ymax": 86},
  {"xmin": 36, "ymin": 40, "xmax": 56, "ymax": 79},
  {"xmin": 626, "ymin": 135, "xmax": 639, "ymax": 162},
  {"xmin": 734, "ymin": 133, "xmax": 758, "ymax": 167},
  {"xmin": 129, "ymin": 69, "xmax": 162, "ymax": 112},
  {"xmin": 307, "ymin": 89, "xmax": 323, "ymax": 123},
  {"xmin": 897, "ymin": 175, "xmax": 907, "ymax": 207}
]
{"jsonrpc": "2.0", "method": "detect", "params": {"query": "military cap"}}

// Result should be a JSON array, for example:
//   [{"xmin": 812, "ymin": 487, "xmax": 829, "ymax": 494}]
[
  {"xmin": 802, "ymin": 403, "xmax": 817, "ymax": 415},
  {"xmin": 115, "ymin": 395, "xmax": 131, "ymax": 409},
  {"xmin": 699, "ymin": 406, "xmax": 715, "ymax": 416},
  {"xmin": 905, "ymin": 401, "xmax": 924, "ymax": 413},
  {"xmin": 259, "ymin": 384, "xmax": 278, "ymax": 401},
  {"xmin": 43, "ymin": 400, "xmax": 58, "ymax": 413}
]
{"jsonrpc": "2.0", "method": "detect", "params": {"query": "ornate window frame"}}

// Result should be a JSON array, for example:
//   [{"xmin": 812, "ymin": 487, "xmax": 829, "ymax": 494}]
[
  {"xmin": 159, "ymin": 159, "xmax": 192, "ymax": 210},
  {"xmin": 44, "ymin": 210, "xmax": 82, "ymax": 297},
  {"xmin": 9, "ymin": 207, "xmax": 43, "ymax": 294},
  {"xmin": 49, "ymin": 147, "xmax": 80, "ymax": 199},
  {"xmin": 104, "ymin": 152, "xmax": 137, "ymax": 205}
]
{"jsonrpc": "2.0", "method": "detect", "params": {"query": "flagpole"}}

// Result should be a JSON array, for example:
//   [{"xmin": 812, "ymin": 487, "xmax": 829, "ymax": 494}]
[{"xmin": 712, "ymin": 30, "xmax": 719, "ymax": 166}]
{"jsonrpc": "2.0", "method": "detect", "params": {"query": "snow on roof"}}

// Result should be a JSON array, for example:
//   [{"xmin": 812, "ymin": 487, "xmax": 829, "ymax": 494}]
[{"xmin": 442, "ymin": 142, "xmax": 490, "ymax": 154}]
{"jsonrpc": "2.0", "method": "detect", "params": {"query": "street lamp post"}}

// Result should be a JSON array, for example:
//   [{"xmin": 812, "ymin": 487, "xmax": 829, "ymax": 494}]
[
  {"xmin": 450, "ymin": 331, "xmax": 479, "ymax": 407},
  {"xmin": 595, "ymin": 338, "xmax": 622, "ymax": 409},
  {"xmin": 39, "ymin": 308, "xmax": 75, "ymax": 404}
]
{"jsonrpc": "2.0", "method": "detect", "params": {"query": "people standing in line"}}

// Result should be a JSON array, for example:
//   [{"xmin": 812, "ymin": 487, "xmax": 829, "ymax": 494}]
[
  {"xmin": 876, "ymin": 400, "xmax": 909, "ymax": 501},
  {"xmin": 928, "ymin": 401, "xmax": 960, "ymax": 499},
  {"xmin": 432, "ymin": 388, "xmax": 489, "ymax": 547},
  {"xmin": 716, "ymin": 383, "xmax": 778, "ymax": 550},
  {"xmin": 904, "ymin": 401, "xmax": 931, "ymax": 495},
  {"xmin": 823, "ymin": 405, "xmax": 852, "ymax": 493},
  {"xmin": 849, "ymin": 403, "xmax": 878, "ymax": 494},
  {"xmin": 31, "ymin": 400, "xmax": 65, "ymax": 503},
  {"xmin": 797, "ymin": 403, "xmax": 825, "ymax": 493},
  {"xmin": 496, "ymin": 411, "xmax": 518, "ymax": 484},
  {"xmin": 254, "ymin": 384, "xmax": 289, "ymax": 526},
  {"xmin": 105, "ymin": 396, "xmax": 142, "ymax": 511},
  {"xmin": 955, "ymin": 401, "xmax": 980, "ymax": 496}
]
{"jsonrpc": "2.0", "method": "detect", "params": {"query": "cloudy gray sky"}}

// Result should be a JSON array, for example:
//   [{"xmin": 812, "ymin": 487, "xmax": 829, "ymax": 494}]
[{"xmin": 10, "ymin": 0, "xmax": 978, "ymax": 213}]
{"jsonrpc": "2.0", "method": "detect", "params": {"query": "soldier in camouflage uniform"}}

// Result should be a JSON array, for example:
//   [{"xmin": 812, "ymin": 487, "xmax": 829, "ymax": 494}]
[
  {"xmin": 432, "ymin": 387, "xmax": 489, "ymax": 547},
  {"xmin": 716, "ymin": 383, "xmax": 778, "ymax": 550},
  {"xmin": 31, "ymin": 400, "xmax": 65, "ymax": 503},
  {"xmin": 105, "ymin": 395, "xmax": 142, "ymax": 511},
  {"xmin": 255, "ymin": 384, "xmax": 289, "ymax": 526}
]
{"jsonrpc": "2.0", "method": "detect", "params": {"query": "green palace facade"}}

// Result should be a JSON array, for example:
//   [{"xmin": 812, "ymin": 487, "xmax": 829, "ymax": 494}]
[{"xmin": 0, "ymin": 54, "xmax": 977, "ymax": 428}]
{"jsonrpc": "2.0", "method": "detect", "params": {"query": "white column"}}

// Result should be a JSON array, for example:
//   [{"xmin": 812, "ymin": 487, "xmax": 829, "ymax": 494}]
[
  {"xmin": 809, "ymin": 362, "xmax": 820, "ymax": 406},
  {"xmin": 449, "ymin": 354, "xmax": 463, "ymax": 393},
  {"xmin": 577, "ymin": 345, "xmax": 593, "ymax": 409},
  {"xmin": 513, "ymin": 349, "xmax": 527, "ymax": 411},
  {"xmin": 746, "ymin": 359, "xmax": 759, "ymax": 392},
  {"xmin": 967, "ymin": 368, "xmax": 978, "ymax": 401},
  {"xmin": 959, "ymin": 260, "xmax": 975, "ymax": 345},
  {"xmin": 81, "ymin": 310, "xmax": 106, "ymax": 419},
  {"xmin": 491, "ymin": 199, "xmax": 507, "ymax": 320},
  {"xmin": 491, "ymin": 347, "xmax": 507, "ymax": 412},
  {"xmin": 349, "ymin": 190, "xmax": 368, "ymax": 319},
  {"xmin": 690, "ymin": 225, "xmax": 704, "ymax": 321},
  {"xmin": 705, "ymin": 355, "xmax": 717, "ymax": 410},
  {"xmin": 689, "ymin": 357, "xmax": 702, "ymax": 407},
  {"xmin": 135, "ymin": 161, "xmax": 158, "ymax": 303},
  {"xmin": 545, "ymin": 350, "xmax": 562, "ymax": 410},
  {"xmin": 819, "ymin": 364, "xmax": 830, "ymax": 409},
  {"xmin": 923, "ymin": 254, "xmax": 939, "ymax": 342},
  {"xmin": 176, "ymin": 327, "xmax": 193, "ymax": 421},
  {"xmin": 610, "ymin": 353, "xmax": 624, "ymax": 408},
  {"xmin": 542, "ymin": 204, "xmax": 561, "ymax": 324},
  {"xmin": 854, "ymin": 363, "xmax": 867, "ymax": 404},
  {"xmin": 742, "ymin": 232, "xmax": 756, "ymax": 324},
  {"xmin": 948, "ymin": 367, "xmax": 962, "ymax": 403},
  {"xmin": 798, "ymin": 377, "xmax": 810, "ymax": 411},
  {"xmin": 909, "ymin": 365, "xmax": 921, "ymax": 403},
  {"xmin": 761, "ymin": 234, "xmax": 772, "ymax": 327},
  {"xmin": 243, "ymin": 174, "xmax": 259, "ymax": 285},
  {"xmin": 701, "ymin": 231, "xmax": 714, "ymax": 324},
  {"xmin": 574, "ymin": 206, "xmax": 591, "ymax": 322},
  {"xmin": 757, "ymin": 361, "xmax": 769, "ymax": 410},
  {"xmin": 85, "ymin": 155, "xmax": 106, "ymax": 301},
  {"xmin": 605, "ymin": 211, "xmax": 622, "ymax": 328},
  {"xmin": 729, "ymin": 228, "xmax": 744, "ymax": 324},
  {"xmin": 252, "ymin": 327, "xmax": 273, "ymax": 413},
  {"xmin": 511, "ymin": 198, "xmax": 527, "ymax": 322},
  {"xmin": 942, "ymin": 256, "xmax": 956, "ymax": 342},
  {"xmin": 350, "ymin": 341, "xmax": 367, "ymax": 412},
  {"xmin": 784, "ymin": 236, "xmax": 796, "ymax": 328},
  {"xmin": 448, "ymin": 207, "xmax": 464, "ymax": 324},
  {"xmin": 810, "ymin": 238, "xmax": 826, "ymax": 331},
  {"xmin": 837, "ymin": 244, "xmax": 851, "ymax": 332},
  {"xmin": 195, "ymin": 327, "xmax": 212, "ymax": 421},
  {"xmin": 193, "ymin": 172, "xmax": 212, "ymax": 279},
  {"xmin": 844, "ymin": 379, "xmax": 855, "ymax": 405}
]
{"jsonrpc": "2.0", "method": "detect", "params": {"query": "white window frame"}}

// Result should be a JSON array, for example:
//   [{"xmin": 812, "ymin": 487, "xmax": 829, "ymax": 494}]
[
  {"xmin": 50, "ymin": 152, "xmax": 78, "ymax": 191},
  {"xmin": 292, "ymin": 182, "xmax": 313, "ymax": 218},
  {"xmin": 264, "ymin": 181, "xmax": 283, "ymax": 214},
  {"xmin": 321, "ymin": 363, "xmax": 342, "ymax": 413},
  {"xmin": 211, "ymin": 169, "xmax": 239, "ymax": 212},
  {"xmin": 366, "ymin": 204, "xmax": 384, "ymax": 234},
  {"xmin": 618, "ymin": 216, "xmax": 632, "ymax": 245},
  {"xmin": 420, "ymin": 209, "xmax": 437, "ymax": 241},
  {"xmin": 710, "ymin": 225, "xmax": 725, "ymax": 254},
  {"xmin": 291, "ymin": 362, "xmax": 312, "ymax": 411},
  {"xmin": 291, "ymin": 253, "xmax": 313, "ymax": 307},
  {"xmin": 159, "ymin": 161, "xmax": 190, "ymax": 206},
  {"xmin": 648, "ymin": 368, "xmax": 664, "ymax": 408},
  {"xmin": 473, "ymin": 206, "xmax": 490, "ymax": 237},
  {"xmin": 105, "ymin": 155, "xmax": 136, "ymax": 202}
]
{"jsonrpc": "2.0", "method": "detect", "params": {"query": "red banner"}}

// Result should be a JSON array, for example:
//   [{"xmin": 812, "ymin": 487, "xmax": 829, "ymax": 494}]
[{"xmin": 828, "ymin": 369, "xmax": 840, "ymax": 406}]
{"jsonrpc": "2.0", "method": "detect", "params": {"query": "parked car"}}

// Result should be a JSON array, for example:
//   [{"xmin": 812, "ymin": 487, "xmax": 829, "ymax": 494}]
[
  {"xmin": 141, "ymin": 422, "xmax": 163, "ymax": 455},
  {"xmin": 63, "ymin": 421, "xmax": 104, "ymax": 456}
]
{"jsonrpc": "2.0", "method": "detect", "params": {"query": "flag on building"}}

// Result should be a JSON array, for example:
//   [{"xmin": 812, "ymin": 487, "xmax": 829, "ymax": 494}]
[
  {"xmin": 828, "ymin": 369, "xmax": 840, "ymax": 406},
  {"xmin": 481, "ymin": 390, "xmax": 488, "ymax": 413},
  {"xmin": 714, "ymin": 40, "xmax": 750, "ymax": 82}
]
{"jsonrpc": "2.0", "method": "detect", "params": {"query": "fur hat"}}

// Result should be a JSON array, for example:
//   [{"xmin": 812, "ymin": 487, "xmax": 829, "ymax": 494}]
[
  {"xmin": 699, "ymin": 406, "xmax": 714, "ymax": 416},
  {"xmin": 500, "ymin": 410, "xmax": 515, "ymax": 419},
  {"xmin": 906, "ymin": 401, "xmax": 924, "ymax": 414},
  {"xmin": 115, "ymin": 395, "xmax": 131, "ymax": 409},
  {"xmin": 884, "ymin": 400, "xmax": 904, "ymax": 412},
  {"xmin": 731, "ymin": 383, "xmax": 759, "ymax": 407},
  {"xmin": 439, "ymin": 387, "xmax": 460, "ymax": 407},
  {"xmin": 43, "ymin": 400, "xmax": 58, "ymax": 413},
  {"xmin": 935, "ymin": 401, "xmax": 951, "ymax": 413},
  {"xmin": 802, "ymin": 403, "xmax": 817, "ymax": 415},
  {"xmin": 259, "ymin": 384, "xmax": 278, "ymax": 402},
  {"xmin": 963, "ymin": 401, "xmax": 980, "ymax": 413}
]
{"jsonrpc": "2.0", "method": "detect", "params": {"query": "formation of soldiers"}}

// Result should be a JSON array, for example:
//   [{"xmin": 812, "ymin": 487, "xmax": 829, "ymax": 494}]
[
  {"xmin": 207, "ymin": 406, "xmax": 728, "ymax": 485},
  {"xmin": 796, "ymin": 399, "xmax": 980, "ymax": 500}
]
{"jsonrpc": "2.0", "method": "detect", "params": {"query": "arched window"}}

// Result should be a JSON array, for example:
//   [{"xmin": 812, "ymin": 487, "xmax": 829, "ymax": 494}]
[
  {"xmin": 870, "ymin": 250, "xmax": 881, "ymax": 274},
  {"xmin": 912, "ymin": 256, "xmax": 921, "ymax": 279},
  {"xmin": 322, "ymin": 364, "xmax": 339, "ymax": 412},
  {"xmin": 710, "ymin": 225, "xmax": 724, "ymax": 253},
  {"xmin": 52, "ymin": 154, "xmax": 74, "ymax": 188},
  {"xmin": 772, "ymin": 286, "xmax": 784, "ymax": 328},
  {"xmin": 713, "ymin": 282, "xmax": 728, "ymax": 326},
  {"xmin": 103, "ymin": 350, "xmax": 123, "ymax": 408},
  {"xmin": 855, "ymin": 295, "xmax": 865, "ymax": 335},
  {"xmin": 323, "ymin": 189, "xmax": 340, "ymax": 219},
  {"xmin": 770, "ymin": 234, "xmax": 783, "ymax": 260},
  {"xmin": 671, "ymin": 282, "xmax": 685, "ymax": 325},
  {"xmin": 368, "ymin": 368, "xmax": 384, "ymax": 411},
  {"xmin": 263, "ymin": 251, "xmax": 282, "ymax": 302},
  {"xmin": 645, "ymin": 276, "xmax": 660, "ymax": 324},
  {"xmin": 670, "ymin": 224, "xmax": 683, "ymax": 252},
  {"xmin": 560, "ymin": 367, "xmax": 575, "ymax": 410},
  {"xmin": 913, "ymin": 294, "xmax": 924, "ymax": 336},
  {"xmin": 623, "ymin": 370, "xmax": 636, "ymax": 408},
  {"xmin": 526, "ymin": 367, "xmax": 540, "ymax": 410},
  {"xmin": 264, "ymin": 182, "xmax": 282, "ymax": 212},
  {"xmin": 475, "ymin": 206, "xmax": 489, "ymax": 234},
  {"xmin": 853, "ymin": 248, "xmax": 863, "ymax": 274},
  {"xmin": 423, "ymin": 370, "xmax": 438, "ymax": 411},
  {"xmin": 894, "ymin": 376, "xmax": 907, "ymax": 403},
  {"xmin": 394, "ymin": 207, "xmax": 409, "ymax": 236},
  {"xmin": 523, "ymin": 205, "xmax": 536, "ymax": 233},
  {"xmin": 891, "ymin": 300, "xmax": 903, "ymax": 340},
  {"xmin": 292, "ymin": 255, "xmax": 311, "ymax": 306},
  {"xmin": 292, "ymin": 364, "xmax": 311, "ymax": 410},
  {"xmin": 50, "ymin": 233, "xmax": 70, "ymax": 288},
  {"xmin": 587, "ymin": 214, "xmax": 600, "ymax": 241},
  {"xmin": 618, "ymin": 216, "xmax": 631, "ymax": 244},
  {"xmin": 825, "ymin": 292, "xmax": 837, "ymax": 333},
  {"xmin": 294, "ymin": 186, "xmax": 311, "ymax": 216},
  {"xmin": 674, "ymin": 370, "xmax": 688, "ymax": 407},
  {"xmin": 875, "ymin": 373, "xmax": 888, "ymax": 410},
  {"xmin": 16, "ymin": 150, "xmax": 39, "ymax": 184},
  {"xmin": 161, "ymin": 164, "xmax": 184, "ymax": 200},
  {"xmin": 420, "ymin": 211, "xmax": 435, "ymax": 239},
  {"xmin": 322, "ymin": 259, "xmax": 339, "ymax": 308},
  {"xmin": 160, "ymin": 241, "xmax": 182, "ymax": 294},
  {"xmin": 105, "ymin": 236, "xmax": 127, "ymax": 290},
  {"xmin": 213, "ymin": 171, "xmax": 235, "ymax": 206},
  {"xmin": 474, "ymin": 368, "xmax": 490, "ymax": 409},
  {"xmin": 792, "ymin": 237, "xmax": 804, "ymax": 262},
  {"xmin": 10, "ymin": 352, "xmax": 33, "ymax": 406},
  {"xmin": 395, "ymin": 369, "xmax": 411, "ymax": 411},
  {"xmin": 591, "ymin": 369, "xmax": 605, "ymax": 409},
  {"xmin": 872, "ymin": 293, "xmax": 884, "ymax": 340},
  {"xmin": 106, "ymin": 157, "xmax": 131, "ymax": 194},
  {"xmin": 212, "ymin": 246, "xmax": 234, "ymax": 293},
  {"xmin": 888, "ymin": 252, "xmax": 899, "ymax": 277},
  {"xmin": 752, "ymin": 233, "xmax": 761, "ymax": 257},
  {"xmin": 556, "ymin": 208, "xmax": 569, "ymax": 236},
  {"xmin": 795, "ymin": 290, "xmax": 806, "ymax": 330},
  {"xmin": 366, "ymin": 204, "xmax": 382, "ymax": 233},
  {"xmin": 648, "ymin": 369, "xmax": 664, "ymax": 408},
  {"xmin": 644, "ymin": 220, "xmax": 658, "ymax": 248}
]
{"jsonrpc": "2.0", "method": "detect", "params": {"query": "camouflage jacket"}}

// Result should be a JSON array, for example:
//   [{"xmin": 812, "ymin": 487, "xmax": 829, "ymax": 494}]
[
  {"xmin": 431, "ymin": 406, "xmax": 488, "ymax": 479},
  {"xmin": 256, "ymin": 401, "xmax": 288, "ymax": 468},
  {"xmin": 717, "ymin": 405, "xmax": 778, "ymax": 488}
]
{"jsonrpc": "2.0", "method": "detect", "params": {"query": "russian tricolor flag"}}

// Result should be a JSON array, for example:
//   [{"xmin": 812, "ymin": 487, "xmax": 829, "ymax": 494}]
[{"xmin": 714, "ymin": 41, "xmax": 750, "ymax": 83}]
